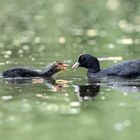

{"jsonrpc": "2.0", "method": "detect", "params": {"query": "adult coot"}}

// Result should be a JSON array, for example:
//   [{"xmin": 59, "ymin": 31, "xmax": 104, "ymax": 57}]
[
  {"xmin": 3, "ymin": 62, "xmax": 68, "ymax": 78},
  {"xmin": 72, "ymin": 54, "xmax": 140, "ymax": 78}
]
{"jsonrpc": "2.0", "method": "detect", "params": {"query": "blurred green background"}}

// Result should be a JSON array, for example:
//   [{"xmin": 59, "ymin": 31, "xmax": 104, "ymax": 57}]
[
  {"xmin": 0, "ymin": 0, "xmax": 140, "ymax": 140},
  {"xmin": 0, "ymin": 0, "xmax": 140, "ymax": 63}
]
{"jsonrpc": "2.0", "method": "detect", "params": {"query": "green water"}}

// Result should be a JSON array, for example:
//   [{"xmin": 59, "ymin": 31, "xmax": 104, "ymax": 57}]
[{"xmin": 0, "ymin": 0, "xmax": 140, "ymax": 140}]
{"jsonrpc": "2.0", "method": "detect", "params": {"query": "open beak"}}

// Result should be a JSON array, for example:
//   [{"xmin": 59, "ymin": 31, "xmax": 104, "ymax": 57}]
[
  {"xmin": 62, "ymin": 63, "xmax": 69, "ymax": 70},
  {"xmin": 58, "ymin": 63, "xmax": 69, "ymax": 70},
  {"xmin": 72, "ymin": 62, "xmax": 79, "ymax": 69}
]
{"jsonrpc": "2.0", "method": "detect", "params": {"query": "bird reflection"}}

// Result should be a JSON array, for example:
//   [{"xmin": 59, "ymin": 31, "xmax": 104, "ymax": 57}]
[
  {"xmin": 74, "ymin": 77, "xmax": 140, "ymax": 101},
  {"xmin": 73, "ymin": 84, "xmax": 100, "ymax": 101},
  {"xmin": 4, "ymin": 77, "xmax": 69, "ymax": 92}
]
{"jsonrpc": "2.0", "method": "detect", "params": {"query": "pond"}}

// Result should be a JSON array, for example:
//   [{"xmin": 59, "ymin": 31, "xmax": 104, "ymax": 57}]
[{"xmin": 0, "ymin": 0, "xmax": 140, "ymax": 140}]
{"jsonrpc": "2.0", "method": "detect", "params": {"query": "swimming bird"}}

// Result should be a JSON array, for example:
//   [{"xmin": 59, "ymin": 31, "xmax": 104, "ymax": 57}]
[
  {"xmin": 2, "ymin": 62, "xmax": 68, "ymax": 78},
  {"xmin": 72, "ymin": 54, "xmax": 140, "ymax": 78}
]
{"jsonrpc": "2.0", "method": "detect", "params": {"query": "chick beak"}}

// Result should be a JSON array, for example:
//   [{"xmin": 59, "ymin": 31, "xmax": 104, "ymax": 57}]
[
  {"xmin": 72, "ymin": 62, "xmax": 80, "ymax": 69},
  {"xmin": 62, "ymin": 63, "xmax": 69, "ymax": 70},
  {"xmin": 58, "ymin": 63, "xmax": 69, "ymax": 70}
]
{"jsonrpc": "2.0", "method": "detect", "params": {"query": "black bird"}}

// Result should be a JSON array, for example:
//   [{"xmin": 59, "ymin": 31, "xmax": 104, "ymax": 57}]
[
  {"xmin": 72, "ymin": 54, "xmax": 140, "ymax": 78},
  {"xmin": 2, "ymin": 62, "xmax": 68, "ymax": 78}
]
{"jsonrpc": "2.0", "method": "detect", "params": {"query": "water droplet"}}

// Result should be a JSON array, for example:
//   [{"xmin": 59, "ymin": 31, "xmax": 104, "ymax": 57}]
[
  {"xmin": 36, "ymin": 94, "xmax": 43, "ymax": 97},
  {"xmin": 58, "ymin": 37, "xmax": 66, "ymax": 44},
  {"xmin": 70, "ymin": 101, "xmax": 81, "ymax": 107},
  {"xmin": 5, "ymin": 50, "xmax": 12, "ymax": 55},
  {"xmin": 69, "ymin": 108, "xmax": 80, "ymax": 114},
  {"xmin": 4, "ymin": 54, "xmax": 10, "ymax": 58},
  {"xmin": 119, "ymin": 102, "xmax": 126, "ymax": 107},
  {"xmin": 54, "ymin": 3, "xmax": 65, "ymax": 14},
  {"xmin": 72, "ymin": 28, "xmax": 84, "ymax": 36},
  {"xmin": 87, "ymin": 40, "xmax": 96, "ymax": 45},
  {"xmin": 100, "ymin": 91, "xmax": 104, "ymax": 95},
  {"xmin": 5, "ymin": 61, "xmax": 12, "ymax": 64},
  {"xmin": 99, "ymin": 56, "xmax": 123, "ymax": 61},
  {"xmin": 76, "ymin": 37, "xmax": 82, "ymax": 43},
  {"xmin": 23, "ymin": 124, "xmax": 32, "ymax": 130},
  {"xmin": 0, "ymin": 62, "xmax": 5, "ymax": 66},
  {"xmin": 31, "ymin": 57, "xmax": 35, "ymax": 61},
  {"xmin": 86, "ymin": 29, "xmax": 98, "ymax": 37},
  {"xmin": 118, "ymin": 20, "xmax": 128, "ymax": 29},
  {"xmin": 1, "ymin": 95, "xmax": 13, "ymax": 100},
  {"xmin": 117, "ymin": 38, "xmax": 133, "ymax": 45},
  {"xmin": 114, "ymin": 123, "xmax": 124, "ymax": 131},
  {"xmin": 22, "ymin": 103, "xmax": 31, "ymax": 112},
  {"xmin": 101, "ymin": 96, "xmax": 106, "ymax": 100},
  {"xmin": 38, "ymin": 45, "xmax": 45, "ymax": 52},
  {"xmin": 134, "ymin": 25, "xmax": 140, "ymax": 32},
  {"xmin": 65, "ymin": 93, "xmax": 69, "ymax": 96},
  {"xmin": 123, "ymin": 120, "xmax": 131, "ymax": 127},
  {"xmin": 123, "ymin": 92, "xmax": 128, "ymax": 96},
  {"xmin": 106, "ymin": 0, "xmax": 119, "ymax": 11},
  {"xmin": 106, "ymin": 89, "xmax": 112, "ymax": 91},
  {"xmin": 108, "ymin": 44, "xmax": 115, "ymax": 49},
  {"xmin": 18, "ymin": 49, "xmax": 24, "ymax": 54},
  {"xmin": 8, "ymin": 116, "xmax": 16, "ymax": 121},
  {"xmin": 34, "ymin": 37, "xmax": 41, "ymax": 44},
  {"xmin": 46, "ymin": 104, "xmax": 59, "ymax": 111},
  {"xmin": 22, "ymin": 45, "xmax": 29, "ymax": 50},
  {"xmin": 18, "ymin": 89, "xmax": 22, "ymax": 92}
]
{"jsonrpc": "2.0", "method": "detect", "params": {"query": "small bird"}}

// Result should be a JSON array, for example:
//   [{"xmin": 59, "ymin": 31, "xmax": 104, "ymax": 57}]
[
  {"xmin": 72, "ymin": 54, "xmax": 140, "ymax": 78},
  {"xmin": 2, "ymin": 62, "xmax": 69, "ymax": 78}
]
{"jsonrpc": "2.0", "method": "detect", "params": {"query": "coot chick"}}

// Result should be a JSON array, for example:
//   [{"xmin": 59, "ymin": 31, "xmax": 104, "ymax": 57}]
[
  {"xmin": 72, "ymin": 54, "xmax": 140, "ymax": 78},
  {"xmin": 3, "ymin": 62, "xmax": 68, "ymax": 78}
]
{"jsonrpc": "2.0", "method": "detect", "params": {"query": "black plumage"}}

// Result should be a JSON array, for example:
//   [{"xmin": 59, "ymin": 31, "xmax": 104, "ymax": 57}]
[
  {"xmin": 2, "ymin": 62, "xmax": 68, "ymax": 78},
  {"xmin": 72, "ymin": 54, "xmax": 140, "ymax": 78}
]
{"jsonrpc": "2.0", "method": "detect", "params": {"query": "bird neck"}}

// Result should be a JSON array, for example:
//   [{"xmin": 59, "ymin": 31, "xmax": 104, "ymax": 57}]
[
  {"xmin": 86, "ymin": 58, "xmax": 101, "ymax": 73},
  {"xmin": 87, "ymin": 63, "xmax": 100, "ymax": 73},
  {"xmin": 41, "ymin": 64, "xmax": 59, "ymax": 77},
  {"xmin": 88, "ymin": 68, "xmax": 100, "ymax": 73}
]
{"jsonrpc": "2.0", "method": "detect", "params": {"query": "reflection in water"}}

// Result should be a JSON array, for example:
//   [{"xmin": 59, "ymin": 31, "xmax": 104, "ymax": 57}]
[
  {"xmin": 3, "ymin": 76, "xmax": 140, "ymax": 100},
  {"xmin": 109, "ymin": 84, "xmax": 140, "ymax": 93},
  {"xmin": 73, "ymin": 84, "xmax": 100, "ymax": 101},
  {"xmin": 104, "ymin": 77, "xmax": 140, "ymax": 93},
  {"xmin": 3, "ymin": 77, "xmax": 69, "ymax": 92},
  {"xmin": 74, "ymin": 77, "xmax": 140, "ymax": 101}
]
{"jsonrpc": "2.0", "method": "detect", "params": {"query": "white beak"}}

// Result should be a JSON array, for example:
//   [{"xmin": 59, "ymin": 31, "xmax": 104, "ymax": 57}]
[{"xmin": 72, "ymin": 62, "xmax": 80, "ymax": 69}]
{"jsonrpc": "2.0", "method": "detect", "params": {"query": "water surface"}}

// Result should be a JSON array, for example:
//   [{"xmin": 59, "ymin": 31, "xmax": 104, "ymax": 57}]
[{"xmin": 0, "ymin": 0, "xmax": 140, "ymax": 140}]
